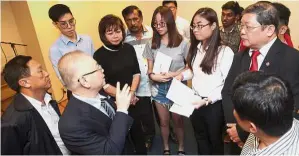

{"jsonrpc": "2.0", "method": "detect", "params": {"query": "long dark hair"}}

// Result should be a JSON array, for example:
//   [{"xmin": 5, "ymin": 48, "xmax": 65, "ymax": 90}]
[
  {"xmin": 151, "ymin": 6, "xmax": 182, "ymax": 49},
  {"xmin": 187, "ymin": 8, "xmax": 221, "ymax": 74}
]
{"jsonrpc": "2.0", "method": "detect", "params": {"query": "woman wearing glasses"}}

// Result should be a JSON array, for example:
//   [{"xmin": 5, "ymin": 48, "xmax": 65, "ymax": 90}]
[
  {"xmin": 176, "ymin": 8, "xmax": 234, "ymax": 155},
  {"xmin": 143, "ymin": 6, "xmax": 189, "ymax": 155},
  {"xmin": 93, "ymin": 14, "xmax": 146, "ymax": 154}
]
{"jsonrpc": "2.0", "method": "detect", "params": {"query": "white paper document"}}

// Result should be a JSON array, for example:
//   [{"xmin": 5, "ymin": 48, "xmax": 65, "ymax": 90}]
[
  {"xmin": 166, "ymin": 79, "xmax": 202, "ymax": 117},
  {"xmin": 153, "ymin": 52, "xmax": 172, "ymax": 74}
]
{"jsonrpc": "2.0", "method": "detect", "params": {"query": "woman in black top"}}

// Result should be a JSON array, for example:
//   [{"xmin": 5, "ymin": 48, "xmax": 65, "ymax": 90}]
[
  {"xmin": 93, "ymin": 14, "xmax": 146, "ymax": 154},
  {"xmin": 94, "ymin": 14, "xmax": 140, "ymax": 101}
]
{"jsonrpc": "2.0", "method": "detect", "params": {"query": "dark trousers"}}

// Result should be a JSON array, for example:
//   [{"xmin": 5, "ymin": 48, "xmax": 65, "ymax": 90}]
[
  {"xmin": 190, "ymin": 100, "xmax": 225, "ymax": 155},
  {"xmin": 129, "ymin": 96, "xmax": 155, "ymax": 154}
]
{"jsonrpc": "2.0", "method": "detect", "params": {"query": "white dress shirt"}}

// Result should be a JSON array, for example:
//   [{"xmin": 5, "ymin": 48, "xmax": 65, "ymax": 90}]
[
  {"xmin": 176, "ymin": 16, "xmax": 190, "ymax": 40},
  {"xmin": 249, "ymin": 37, "xmax": 277, "ymax": 70},
  {"xmin": 72, "ymin": 93, "xmax": 127, "ymax": 115},
  {"xmin": 182, "ymin": 43, "xmax": 234, "ymax": 103},
  {"xmin": 22, "ymin": 93, "xmax": 70, "ymax": 155}
]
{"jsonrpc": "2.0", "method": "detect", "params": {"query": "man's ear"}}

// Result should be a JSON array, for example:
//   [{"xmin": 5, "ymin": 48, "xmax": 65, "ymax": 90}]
[
  {"xmin": 266, "ymin": 25, "xmax": 276, "ymax": 37},
  {"xmin": 249, "ymin": 122, "xmax": 258, "ymax": 134},
  {"xmin": 279, "ymin": 25, "xmax": 288, "ymax": 35},
  {"xmin": 52, "ymin": 21, "xmax": 58, "ymax": 29},
  {"xmin": 19, "ymin": 78, "xmax": 31, "ymax": 88},
  {"xmin": 78, "ymin": 77, "xmax": 91, "ymax": 89}
]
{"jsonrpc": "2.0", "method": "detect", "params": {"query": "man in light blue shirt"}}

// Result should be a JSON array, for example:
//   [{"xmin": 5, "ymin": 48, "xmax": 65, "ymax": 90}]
[{"xmin": 48, "ymin": 4, "xmax": 94, "ymax": 83}]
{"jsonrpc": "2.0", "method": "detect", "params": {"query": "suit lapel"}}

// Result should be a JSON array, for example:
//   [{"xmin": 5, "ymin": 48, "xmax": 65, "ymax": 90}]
[
  {"xmin": 240, "ymin": 51, "xmax": 251, "ymax": 72},
  {"xmin": 259, "ymin": 39, "xmax": 282, "ymax": 73}
]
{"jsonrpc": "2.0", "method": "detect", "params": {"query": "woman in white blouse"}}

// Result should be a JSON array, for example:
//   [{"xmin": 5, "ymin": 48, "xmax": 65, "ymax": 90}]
[{"xmin": 176, "ymin": 8, "xmax": 234, "ymax": 155}]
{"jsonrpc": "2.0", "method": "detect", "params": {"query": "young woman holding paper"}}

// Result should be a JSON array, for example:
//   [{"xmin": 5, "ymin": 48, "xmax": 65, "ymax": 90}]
[
  {"xmin": 176, "ymin": 8, "xmax": 234, "ymax": 155},
  {"xmin": 142, "ymin": 6, "xmax": 189, "ymax": 155}
]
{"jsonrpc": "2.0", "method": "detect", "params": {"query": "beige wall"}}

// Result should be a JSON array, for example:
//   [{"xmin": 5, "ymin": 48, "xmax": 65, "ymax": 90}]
[
  {"xmin": 1, "ymin": 2, "xmax": 27, "ymax": 68},
  {"xmin": 2, "ymin": 1, "xmax": 299, "ymax": 100}
]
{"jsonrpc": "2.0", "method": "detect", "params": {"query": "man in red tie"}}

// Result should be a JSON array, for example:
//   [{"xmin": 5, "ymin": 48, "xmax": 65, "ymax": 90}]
[
  {"xmin": 238, "ymin": 2, "xmax": 294, "ymax": 52},
  {"xmin": 221, "ymin": 2, "xmax": 299, "ymax": 155}
]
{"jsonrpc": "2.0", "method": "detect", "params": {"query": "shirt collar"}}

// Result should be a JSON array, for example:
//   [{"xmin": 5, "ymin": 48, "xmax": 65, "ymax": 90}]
[
  {"xmin": 60, "ymin": 33, "xmax": 81, "ymax": 45},
  {"xmin": 72, "ymin": 93, "xmax": 106, "ymax": 106},
  {"xmin": 126, "ymin": 25, "xmax": 148, "ymax": 36},
  {"xmin": 22, "ymin": 93, "xmax": 52, "ymax": 110},
  {"xmin": 249, "ymin": 37, "xmax": 277, "ymax": 57}
]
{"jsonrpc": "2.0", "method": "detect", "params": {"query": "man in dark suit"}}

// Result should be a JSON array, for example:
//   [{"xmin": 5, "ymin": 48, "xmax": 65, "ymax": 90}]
[
  {"xmin": 58, "ymin": 51, "xmax": 134, "ymax": 155},
  {"xmin": 221, "ymin": 2, "xmax": 299, "ymax": 154},
  {"xmin": 1, "ymin": 55, "xmax": 67, "ymax": 155}
]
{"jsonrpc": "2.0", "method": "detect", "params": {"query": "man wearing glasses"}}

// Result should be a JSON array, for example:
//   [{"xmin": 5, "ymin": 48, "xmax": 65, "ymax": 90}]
[
  {"xmin": 221, "ymin": 2, "xmax": 299, "ymax": 155},
  {"xmin": 57, "ymin": 51, "xmax": 134, "ymax": 154},
  {"xmin": 48, "ymin": 4, "xmax": 94, "ymax": 99}
]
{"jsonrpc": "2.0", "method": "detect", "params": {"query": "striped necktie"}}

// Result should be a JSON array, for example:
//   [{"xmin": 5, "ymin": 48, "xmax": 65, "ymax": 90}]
[{"xmin": 101, "ymin": 99, "xmax": 115, "ymax": 119}]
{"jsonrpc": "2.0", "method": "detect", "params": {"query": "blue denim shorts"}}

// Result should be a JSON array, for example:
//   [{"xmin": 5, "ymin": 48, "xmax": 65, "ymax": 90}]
[{"xmin": 151, "ymin": 80, "xmax": 174, "ymax": 109}]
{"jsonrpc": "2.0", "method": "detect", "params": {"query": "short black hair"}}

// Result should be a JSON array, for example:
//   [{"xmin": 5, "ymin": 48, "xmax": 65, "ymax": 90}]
[
  {"xmin": 222, "ymin": 1, "xmax": 242, "ymax": 15},
  {"xmin": 2, "ymin": 55, "xmax": 32, "ymax": 92},
  {"xmin": 48, "ymin": 4, "xmax": 72, "ymax": 22},
  {"xmin": 232, "ymin": 71, "xmax": 294, "ymax": 137},
  {"xmin": 272, "ymin": 2, "xmax": 291, "ymax": 26},
  {"xmin": 243, "ymin": 2, "xmax": 279, "ymax": 33},
  {"xmin": 98, "ymin": 14, "xmax": 126, "ymax": 46},
  {"xmin": 257, "ymin": 1, "xmax": 272, "ymax": 4},
  {"xmin": 162, "ymin": 0, "xmax": 177, "ymax": 7},
  {"xmin": 122, "ymin": 5, "xmax": 143, "ymax": 19}
]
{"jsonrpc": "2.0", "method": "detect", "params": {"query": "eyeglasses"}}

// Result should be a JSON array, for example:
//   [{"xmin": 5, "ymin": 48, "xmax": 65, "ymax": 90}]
[
  {"xmin": 77, "ymin": 65, "xmax": 103, "ymax": 82},
  {"xmin": 56, "ymin": 18, "xmax": 76, "ymax": 29},
  {"xmin": 239, "ymin": 24, "xmax": 262, "ymax": 32},
  {"xmin": 153, "ymin": 22, "xmax": 166, "ymax": 28},
  {"xmin": 190, "ymin": 23, "xmax": 210, "ymax": 30}
]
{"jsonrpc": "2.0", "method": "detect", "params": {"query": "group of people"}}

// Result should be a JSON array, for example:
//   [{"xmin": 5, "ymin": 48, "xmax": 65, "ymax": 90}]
[{"xmin": 1, "ymin": 0, "xmax": 299, "ymax": 155}]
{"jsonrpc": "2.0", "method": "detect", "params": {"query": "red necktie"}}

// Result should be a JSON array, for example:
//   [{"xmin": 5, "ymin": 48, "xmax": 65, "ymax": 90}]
[{"xmin": 249, "ymin": 50, "xmax": 260, "ymax": 71}]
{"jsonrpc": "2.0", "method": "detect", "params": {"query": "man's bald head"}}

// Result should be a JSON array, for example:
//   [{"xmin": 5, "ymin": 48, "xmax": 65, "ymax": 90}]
[{"xmin": 58, "ymin": 51, "xmax": 92, "ymax": 90}]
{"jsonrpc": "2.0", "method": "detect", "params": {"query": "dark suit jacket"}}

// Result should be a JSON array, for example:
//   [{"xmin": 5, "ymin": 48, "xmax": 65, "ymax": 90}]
[
  {"xmin": 222, "ymin": 39, "xmax": 299, "ymax": 141},
  {"xmin": 59, "ymin": 94, "xmax": 134, "ymax": 155},
  {"xmin": 1, "ymin": 93, "xmax": 62, "ymax": 155}
]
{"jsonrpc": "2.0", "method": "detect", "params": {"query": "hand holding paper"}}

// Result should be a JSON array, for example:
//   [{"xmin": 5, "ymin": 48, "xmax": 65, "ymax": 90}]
[
  {"xmin": 166, "ymin": 79, "xmax": 202, "ymax": 117},
  {"xmin": 193, "ymin": 98, "xmax": 209, "ymax": 109}
]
